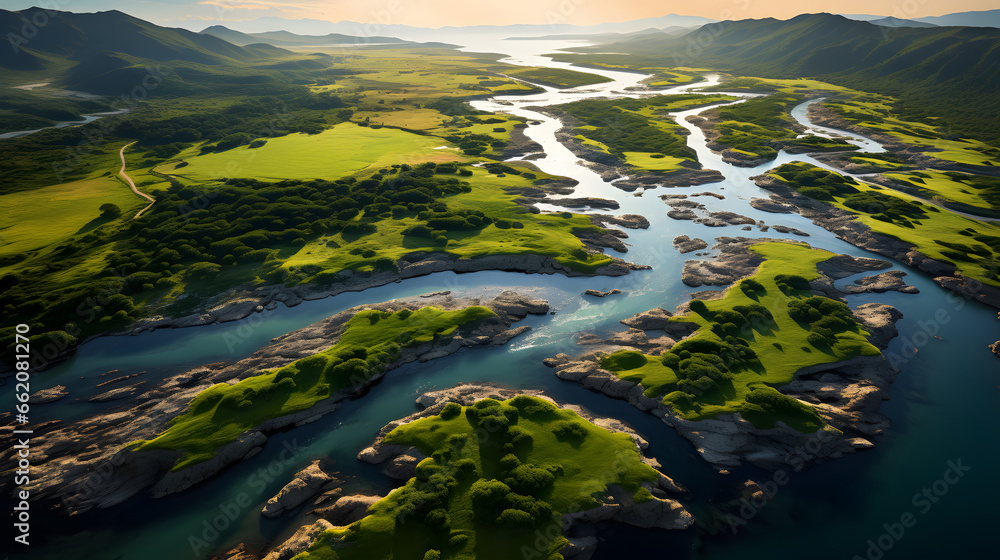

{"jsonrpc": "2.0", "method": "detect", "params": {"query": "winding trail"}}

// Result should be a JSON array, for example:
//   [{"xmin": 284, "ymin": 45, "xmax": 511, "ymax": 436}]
[{"xmin": 119, "ymin": 141, "xmax": 155, "ymax": 218}]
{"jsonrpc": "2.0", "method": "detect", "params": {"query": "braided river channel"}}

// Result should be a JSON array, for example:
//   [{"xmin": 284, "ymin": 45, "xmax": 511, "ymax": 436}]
[{"xmin": 13, "ymin": 39, "xmax": 997, "ymax": 560}]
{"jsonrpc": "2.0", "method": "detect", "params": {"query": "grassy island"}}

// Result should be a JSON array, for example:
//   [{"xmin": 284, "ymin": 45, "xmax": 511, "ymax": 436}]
[
  {"xmin": 297, "ymin": 396, "xmax": 662, "ymax": 560},
  {"xmin": 600, "ymin": 242, "xmax": 881, "ymax": 431},
  {"xmin": 136, "ymin": 305, "xmax": 497, "ymax": 470}
]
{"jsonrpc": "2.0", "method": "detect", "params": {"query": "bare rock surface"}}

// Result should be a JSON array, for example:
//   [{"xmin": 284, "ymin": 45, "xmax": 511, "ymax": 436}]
[
  {"xmin": 29, "ymin": 385, "xmax": 68, "ymax": 404},
  {"xmin": 673, "ymin": 235, "xmax": 709, "ymax": 254},
  {"xmin": 584, "ymin": 289, "xmax": 622, "ymax": 297},
  {"xmin": 840, "ymin": 270, "xmax": 919, "ymax": 294},
  {"xmin": 262, "ymin": 460, "xmax": 340, "ymax": 519}
]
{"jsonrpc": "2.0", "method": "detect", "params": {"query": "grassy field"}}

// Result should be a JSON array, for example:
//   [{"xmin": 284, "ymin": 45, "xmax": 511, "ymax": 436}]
[
  {"xmin": 601, "ymin": 242, "xmax": 880, "ymax": 431},
  {"xmin": 297, "ymin": 396, "xmax": 660, "ymax": 560},
  {"xmin": 135, "ymin": 305, "xmax": 496, "ymax": 469},
  {"xmin": 768, "ymin": 162, "xmax": 1000, "ymax": 288},
  {"xmin": 280, "ymin": 163, "xmax": 615, "ymax": 276},
  {"xmin": 0, "ymin": 171, "xmax": 143, "ymax": 258},
  {"xmin": 882, "ymin": 170, "xmax": 1000, "ymax": 212},
  {"xmin": 167, "ymin": 123, "xmax": 466, "ymax": 181},
  {"xmin": 702, "ymin": 76, "xmax": 852, "ymax": 94}
]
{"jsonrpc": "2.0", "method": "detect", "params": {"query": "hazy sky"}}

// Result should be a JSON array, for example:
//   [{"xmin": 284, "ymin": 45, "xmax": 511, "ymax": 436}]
[{"xmin": 5, "ymin": 0, "xmax": 996, "ymax": 28}]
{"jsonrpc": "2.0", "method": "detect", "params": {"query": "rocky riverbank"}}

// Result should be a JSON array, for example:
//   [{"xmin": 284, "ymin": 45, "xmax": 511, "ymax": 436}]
[
  {"xmin": 6, "ymin": 291, "xmax": 550, "ymax": 516},
  {"xmin": 751, "ymin": 172, "xmax": 1000, "ymax": 308},
  {"xmin": 545, "ymin": 240, "xmax": 906, "ymax": 470}
]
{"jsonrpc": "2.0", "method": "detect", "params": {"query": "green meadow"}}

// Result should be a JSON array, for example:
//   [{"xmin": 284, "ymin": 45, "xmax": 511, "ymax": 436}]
[
  {"xmin": 600, "ymin": 242, "xmax": 880, "ymax": 431},
  {"xmin": 297, "ymin": 396, "xmax": 660, "ymax": 560},
  {"xmin": 168, "ymin": 123, "xmax": 466, "ymax": 181},
  {"xmin": 882, "ymin": 169, "xmax": 1000, "ymax": 214}
]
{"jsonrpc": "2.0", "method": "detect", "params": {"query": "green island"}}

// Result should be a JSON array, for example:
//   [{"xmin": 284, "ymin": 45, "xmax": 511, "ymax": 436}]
[
  {"xmin": 692, "ymin": 77, "xmax": 860, "ymax": 161},
  {"xmin": 765, "ymin": 162, "xmax": 1000, "ymax": 287},
  {"xmin": 600, "ymin": 242, "xmax": 880, "ymax": 431},
  {"xmin": 135, "ymin": 305, "xmax": 497, "ymax": 469},
  {"xmin": 554, "ymin": 93, "xmax": 738, "ymax": 169},
  {"xmin": 297, "ymin": 396, "xmax": 661, "ymax": 560}
]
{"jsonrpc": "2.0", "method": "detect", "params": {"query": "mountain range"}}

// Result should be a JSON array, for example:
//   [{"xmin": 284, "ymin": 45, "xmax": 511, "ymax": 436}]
[
  {"xmin": 0, "ymin": 8, "xmax": 330, "ymax": 95},
  {"xmin": 200, "ymin": 25, "xmax": 405, "ymax": 47},
  {"xmin": 571, "ymin": 13, "xmax": 1000, "ymax": 143}
]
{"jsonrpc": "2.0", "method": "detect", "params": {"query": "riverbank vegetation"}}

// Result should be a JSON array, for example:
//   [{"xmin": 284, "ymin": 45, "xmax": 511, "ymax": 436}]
[
  {"xmin": 296, "ymin": 396, "xmax": 660, "ymax": 560},
  {"xmin": 599, "ymin": 242, "xmax": 880, "ymax": 431},
  {"xmin": 820, "ymin": 95, "xmax": 1000, "ymax": 168},
  {"xmin": 768, "ymin": 162, "xmax": 1000, "ymax": 287}
]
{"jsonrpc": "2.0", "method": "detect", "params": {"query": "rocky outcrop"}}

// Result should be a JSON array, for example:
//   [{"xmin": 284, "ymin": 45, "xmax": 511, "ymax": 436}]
[
  {"xmin": 262, "ymin": 520, "xmax": 334, "ymax": 560},
  {"xmin": 88, "ymin": 385, "xmax": 140, "ymax": 403},
  {"xmin": 313, "ymin": 494, "xmax": 381, "ymax": 526},
  {"xmin": 29, "ymin": 385, "xmax": 68, "ymax": 404},
  {"xmin": 584, "ymin": 289, "xmax": 622, "ymax": 297},
  {"xmin": 674, "ymin": 235, "xmax": 708, "ymax": 255},
  {"xmin": 750, "ymin": 198, "xmax": 797, "ymax": 214},
  {"xmin": 12, "ymin": 291, "xmax": 550, "ymax": 516},
  {"xmin": 591, "ymin": 214, "xmax": 650, "ymax": 230},
  {"xmin": 696, "ymin": 211, "xmax": 757, "ymax": 227},
  {"xmin": 816, "ymin": 254, "xmax": 892, "ymax": 279},
  {"xmin": 262, "ymin": 460, "xmax": 340, "ymax": 518},
  {"xmin": 770, "ymin": 225, "xmax": 809, "ymax": 237},
  {"xmin": 681, "ymin": 237, "xmax": 775, "ymax": 287},
  {"xmin": 840, "ymin": 270, "xmax": 919, "ymax": 294},
  {"xmin": 620, "ymin": 307, "xmax": 674, "ymax": 330}
]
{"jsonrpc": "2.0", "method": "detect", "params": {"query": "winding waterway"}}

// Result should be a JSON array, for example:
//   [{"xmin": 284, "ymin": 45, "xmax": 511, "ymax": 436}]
[{"xmin": 13, "ymin": 40, "xmax": 998, "ymax": 560}]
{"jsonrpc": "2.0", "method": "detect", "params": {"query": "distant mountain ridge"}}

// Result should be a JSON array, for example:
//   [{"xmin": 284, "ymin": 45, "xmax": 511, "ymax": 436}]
[
  {"xmin": 576, "ymin": 13, "xmax": 1000, "ymax": 143},
  {"xmin": 192, "ymin": 13, "xmax": 716, "ymax": 40},
  {"xmin": 200, "ymin": 25, "xmax": 405, "ymax": 47},
  {"xmin": 0, "ymin": 8, "xmax": 328, "ymax": 95}
]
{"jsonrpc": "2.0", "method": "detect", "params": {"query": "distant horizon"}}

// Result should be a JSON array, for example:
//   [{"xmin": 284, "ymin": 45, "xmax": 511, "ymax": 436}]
[{"xmin": 3, "ymin": 1, "xmax": 998, "ymax": 31}]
